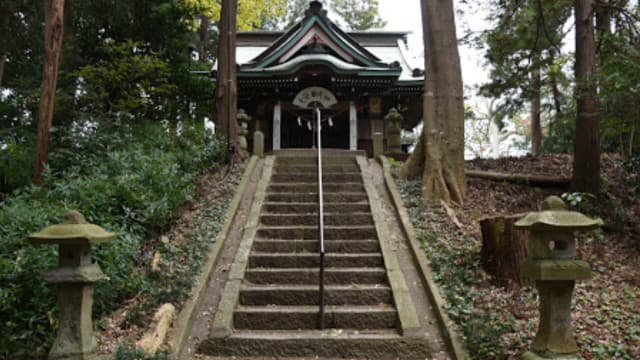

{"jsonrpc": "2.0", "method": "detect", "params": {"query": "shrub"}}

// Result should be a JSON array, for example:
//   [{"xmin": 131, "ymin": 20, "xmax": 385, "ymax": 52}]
[{"xmin": 0, "ymin": 121, "xmax": 224, "ymax": 357}]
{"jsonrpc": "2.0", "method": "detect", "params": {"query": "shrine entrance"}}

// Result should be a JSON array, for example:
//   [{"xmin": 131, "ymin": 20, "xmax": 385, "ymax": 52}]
[{"xmin": 281, "ymin": 111, "xmax": 349, "ymax": 149}]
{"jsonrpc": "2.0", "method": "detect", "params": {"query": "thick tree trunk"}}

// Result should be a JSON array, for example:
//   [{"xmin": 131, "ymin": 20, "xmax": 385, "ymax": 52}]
[
  {"xmin": 199, "ymin": 15, "xmax": 210, "ymax": 62},
  {"xmin": 401, "ymin": 0, "xmax": 466, "ymax": 204},
  {"xmin": 531, "ymin": 60, "xmax": 542, "ymax": 155},
  {"xmin": 0, "ymin": 53, "xmax": 5, "ymax": 88},
  {"xmin": 34, "ymin": 0, "xmax": 65, "ymax": 185},
  {"xmin": 216, "ymin": 0, "xmax": 242, "ymax": 162},
  {"xmin": 573, "ymin": 0, "xmax": 600, "ymax": 195},
  {"xmin": 480, "ymin": 214, "xmax": 530, "ymax": 287}
]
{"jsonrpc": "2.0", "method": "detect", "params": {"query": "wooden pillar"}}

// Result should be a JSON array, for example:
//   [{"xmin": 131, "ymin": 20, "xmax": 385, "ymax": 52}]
[
  {"xmin": 349, "ymin": 101, "xmax": 357, "ymax": 150},
  {"xmin": 273, "ymin": 101, "xmax": 281, "ymax": 150}
]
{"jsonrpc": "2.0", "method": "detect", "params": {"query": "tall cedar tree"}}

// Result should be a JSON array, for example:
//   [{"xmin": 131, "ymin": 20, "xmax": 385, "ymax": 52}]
[
  {"xmin": 401, "ymin": 0, "xmax": 466, "ymax": 204},
  {"xmin": 216, "ymin": 0, "xmax": 242, "ymax": 161},
  {"xmin": 573, "ymin": 0, "xmax": 601, "ymax": 194},
  {"xmin": 34, "ymin": 0, "xmax": 65, "ymax": 184}
]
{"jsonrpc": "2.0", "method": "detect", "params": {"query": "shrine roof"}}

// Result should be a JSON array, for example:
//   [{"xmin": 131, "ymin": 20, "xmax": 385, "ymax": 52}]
[{"xmin": 213, "ymin": 1, "xmax": 423, "ymax": 86}]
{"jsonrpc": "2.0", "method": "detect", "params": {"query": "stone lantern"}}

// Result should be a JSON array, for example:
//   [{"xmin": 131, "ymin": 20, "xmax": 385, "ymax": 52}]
[
  {"xmin": 237, "ymin": 108, "xmax": 251, "ymax": 152},
  {"xmin": 384, "ymin": 108, "xmax": 403, "ymax": 155},
  {"xmin": 515, "ymin": 196, "xmax": 603, "ymax": 360},
  {"xmin": 29, "ymin": 211, "xmax": 116, "ymax": 360}
]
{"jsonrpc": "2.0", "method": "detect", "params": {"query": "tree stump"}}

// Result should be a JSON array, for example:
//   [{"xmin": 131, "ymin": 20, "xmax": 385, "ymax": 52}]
[{"xmin": 480, "ymin": 214, "xmax": 529, "ymax": 286}]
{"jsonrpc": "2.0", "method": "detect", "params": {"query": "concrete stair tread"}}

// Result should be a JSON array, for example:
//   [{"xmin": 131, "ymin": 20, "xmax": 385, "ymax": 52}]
[
  {"xmin": 250, "ymin": 252, "xmax": 382, "ymax": 257},
  {"xmin": 258, "ymin": 225, "xmax": 375, "ymax": 230},
  {"xmin": 240, "ymin": 284, "xmax": 391, "ymax": 291},
  {"xmin": 226, "ymin": 329, "xmax": 401, "ymax": 339},
  {"xmin": 235, "ymin": 304, "xmax": 396, "ymax": 312},
  {"xmin": 259, "ymin": 212, "xmax": 372, "ymax": 216}
]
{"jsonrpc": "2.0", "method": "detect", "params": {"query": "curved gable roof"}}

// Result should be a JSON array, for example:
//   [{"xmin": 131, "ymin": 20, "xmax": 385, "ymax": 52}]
[{"xmin": 244, "ymin": 1, "xmax": 388, "ymax": 70}]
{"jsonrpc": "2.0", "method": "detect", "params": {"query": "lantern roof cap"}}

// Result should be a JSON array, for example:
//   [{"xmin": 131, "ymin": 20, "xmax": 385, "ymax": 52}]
[
  {"xmin": 515, "ymin": 196, "xmax": 603, "ymax": 231},
  {"xmin": 29, "ymin": 211, "xmax": 116, "ymax": 245}
]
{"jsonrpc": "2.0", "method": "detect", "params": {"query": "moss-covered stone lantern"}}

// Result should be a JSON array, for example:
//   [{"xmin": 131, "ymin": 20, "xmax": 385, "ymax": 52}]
[
  {"xmin": 515, "ymin": 196, "xmax": 603, "ymax": 360},
  {"xmin": 384, "ymin": 108, "xmax": 403, "ymax": 155},
  {"xmin": 29, "ymin": 211, "xmax": 115, "ymax": 360},
  {"xmin": 237, "ymin": 108, "xmax": 251, "ymax": 152}
]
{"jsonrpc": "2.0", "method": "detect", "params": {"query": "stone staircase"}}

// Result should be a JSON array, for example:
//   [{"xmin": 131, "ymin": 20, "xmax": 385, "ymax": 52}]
[
  {"xmin": 240, "ymin": 152, "xmax": 396, "ymax": 332},
  {"xmin": 198, "ymin": 150, "xmax": 439, "ymax": 359}
]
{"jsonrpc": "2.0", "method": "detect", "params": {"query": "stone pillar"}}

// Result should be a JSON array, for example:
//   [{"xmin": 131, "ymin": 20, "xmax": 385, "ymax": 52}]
[
  {"xmin": 372, "ymin": 133, "xmax": 383, "ymax": 159},
  {"xmin": 349, "ymin": 101, "xmax": 358, "ymax": 150},
  {"xmin": 516, "ymin": 196, "xmax": 603, "ymax": 360},
  {"xmin": 273, "ymin": 101, "xmax": 281, "ymax": 150},
  {"xmin": 28, "ymin": 211, "xmax": 116, "ymax": 360},
  {"xmin": 384, "ymin": 107, "xmax": 403, "ymax": 155},
  {"xmin": 253, "ymin": 131, "xmax": 264, "ymax": 157}
]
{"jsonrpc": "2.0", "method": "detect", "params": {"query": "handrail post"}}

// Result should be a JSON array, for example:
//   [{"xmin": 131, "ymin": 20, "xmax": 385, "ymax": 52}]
[{"xmin": 316, "ymin": 106, "xmax": 325, "ymax": 330}]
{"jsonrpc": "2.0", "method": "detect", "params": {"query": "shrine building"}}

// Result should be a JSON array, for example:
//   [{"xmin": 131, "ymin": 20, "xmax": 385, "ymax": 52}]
[{"xmin": 214, "ymin": 1, "xmax": 424, "ymax": 156}]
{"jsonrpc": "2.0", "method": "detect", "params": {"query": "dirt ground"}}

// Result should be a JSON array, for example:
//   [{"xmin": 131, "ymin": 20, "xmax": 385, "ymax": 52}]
[{"xmin": 461, "ymin": 154, "xmax": 639, "ymax": 358}]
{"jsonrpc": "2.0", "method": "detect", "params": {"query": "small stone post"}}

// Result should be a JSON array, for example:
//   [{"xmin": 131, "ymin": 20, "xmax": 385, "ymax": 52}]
[
  {"xmin": 515, "ymin": 196, "xmax": 603, "ymax": 360},
  {"xmin": 237, "ymin": 108, "xmax": 251, "ymax": 152},
  {"xmin": 384, "ymin": 108, "xmax": 403, "ymax": 155},
  {"xmin": 253, "ymin": 130, "xmax": 265, "ymax": 157},
  {"xmin": 28, "ymin": 211, "xmax": 116, "ymax": 360},
  {"xmin": 372, "ymin": 132, "xmax": 383, "ymax": 159}
]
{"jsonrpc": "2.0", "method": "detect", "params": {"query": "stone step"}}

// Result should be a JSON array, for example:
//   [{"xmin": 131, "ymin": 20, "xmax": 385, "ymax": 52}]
[
  {"xmin": 233, "ymin": 305, "xmax": 398, "ymax": 330},
  {"xmin": 199, "ymin": 330, "xmax": 436, "ymax": 359},
  {"xmin": 273, "ymin": 164, "xmax": 360, "ymax": 173},
  {"xmin": 265, "ymin": 192, "xmax": 367, "ymax": 203},
  {"xmin": 244, "ymin": 267, "xmax": 388, "ymax": 285},
  {"xmin": 268, "ymin": 183, "xmax": 365, "ymax": 193},
  {"xmin": 271, "ymin": 173, "xmax": 362, "ymax": 183},
  {"xmin": 256, "ymin": 225, "xmax": 377, "ymax": 240},
  {"xmin": 239, "ymin": 284, "xmax": 393, "ymax": 306},
  {"xmin": 249, "ymin": 253, "xmax": 384, "ymax": 268},
  {"xmin": 260, "ymin": 213, "xmax": 374, "ymax": 227},
  {"xmin": 262, "ymin": 202, "xmax": 371, "ymax": 214},
  {"xmin": 274, "ymin": 157, "xmax": 358, "ymax": 166},
  {"xmin": 252, "ymin": 239, "xmax": 380, "ymax": 253}
]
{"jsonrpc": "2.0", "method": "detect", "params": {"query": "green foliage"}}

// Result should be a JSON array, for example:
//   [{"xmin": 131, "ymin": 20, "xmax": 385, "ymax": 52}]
[
  {"xmin": 0, "ymin": 121, "xmax": 224, "ymax": 358},
  {"xmin": 72, "ymin": 41, "xmax": 176, "ymax": 122},
  {"xmin": 598, "ymin": 31, "xmax": 640, "ymax": 156},
  {"xmin": 0, "ymin": 129, "xmax": 35, "ymax": 195},
  {"xmin": 395, "ymin": 176, "xmax": 519, "ymax": 358},
  {"xmin": 331, "ymin": 0, "xmax": 386, "ymax": 30},
  {"xmin": 113, "ymin": 343, "xmax": 169, "ymax": 360},
  {"xmin": 561, "ymin": 192, "xmax": 595, "ymax": 208}
]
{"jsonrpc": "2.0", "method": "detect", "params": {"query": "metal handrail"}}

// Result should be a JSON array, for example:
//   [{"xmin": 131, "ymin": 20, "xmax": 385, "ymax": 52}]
[{"xmin": 316, "ymin": 106, "xmax": 326, "ymax": 330}]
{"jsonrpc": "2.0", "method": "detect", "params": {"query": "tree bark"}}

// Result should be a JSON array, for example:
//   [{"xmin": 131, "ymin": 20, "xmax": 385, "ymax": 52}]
[
  {"xmin": 34, "ymin": 0, "xmax": 65, "ymax": 185},
  {"xmin": 531, "ymin": 59, "xmax": 542, "ymax": 155},
  {"xmin": 480, "ymin": 214, "xmax": 530, "ymax": 287},
  {"xmin": 199, "ymin": 15, "xmax": 210, "ymax": 62},
  {"xmin": 401, "ymin": 0, "xmax": 466, "ymax": 204},
  {"xmin": 466, "ymin": 169, "xmax": 571, "ymax": 187},
  {"xmin": 573, "ymin": 0, "xmax": 601, "ymax": 195},
  {"xmin": 216, "ymin": 0, "xmax": 242, "ymax": 162}
]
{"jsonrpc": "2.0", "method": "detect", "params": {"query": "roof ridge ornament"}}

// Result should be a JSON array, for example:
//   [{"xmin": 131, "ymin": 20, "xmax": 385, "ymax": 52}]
[{"xmin": 306, "ymin": 1, "xmax": 328, "ymax": 18}]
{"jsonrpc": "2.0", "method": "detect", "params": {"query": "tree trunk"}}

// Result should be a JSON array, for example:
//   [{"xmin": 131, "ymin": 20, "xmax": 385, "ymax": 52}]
[
  {"xmin": 0, "ymin": 53, "xmax": 5, "ymax": 88},
  {"xmin": 401, "ymin": 0, "xmax": 466, "ymax": 204},
  {"xmin": 480, "ymin": 214, "xmax": 530, "ymax": 287},
  {"xmin": 573, "ymin": 0, "xmax": 601, "ymax": 195},
  {"xmin": 531, "ymin": 59, "xmax": 542, "ymax": 155},
  {"xmin": 34, "ymin": 0, "xmax": 65, "ymax": 185},
  {"xmin": 216, "ymin": 0, "xmax": 242, "ymax": 162},
  {"xmin": 199, "ymin": 15, "xmax": 210, "ymax": 62}
]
